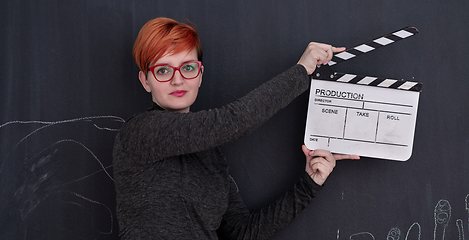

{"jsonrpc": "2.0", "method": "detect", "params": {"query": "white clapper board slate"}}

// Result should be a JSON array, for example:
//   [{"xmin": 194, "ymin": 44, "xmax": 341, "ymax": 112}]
[{"xmin": 304, "ymin": 27, "xmax": 422, "ymax": 161}]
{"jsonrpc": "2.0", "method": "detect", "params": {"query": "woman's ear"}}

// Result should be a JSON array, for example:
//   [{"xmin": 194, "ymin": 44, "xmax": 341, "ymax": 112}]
[
  {"xmin": 198, "ymin": 66, "xmax": 204, "ymax": 87},
  {"xmin": 139, "ymin": 71, "xmax": 152, "ymax": 93}
]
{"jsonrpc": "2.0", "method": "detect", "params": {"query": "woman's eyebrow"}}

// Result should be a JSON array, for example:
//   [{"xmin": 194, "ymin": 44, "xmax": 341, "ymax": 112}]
[{"xmin": 154, "ymin": 60, "xmax": 197, "ymax": 66}]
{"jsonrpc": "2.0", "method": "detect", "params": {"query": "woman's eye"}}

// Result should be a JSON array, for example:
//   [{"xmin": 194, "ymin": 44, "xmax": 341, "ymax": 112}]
[
  {"xmin": 182, "ymin": 64, "xmax": 195, "ymax": 72},
  {"xmin": 156, "ymin": 67, "xmax": 171, "ymax": 75}
]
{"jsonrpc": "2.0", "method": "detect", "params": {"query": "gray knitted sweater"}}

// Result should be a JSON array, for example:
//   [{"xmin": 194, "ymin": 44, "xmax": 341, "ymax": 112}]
[{"xmin": 113, "ymin": 64, "xmax": 322, "ymax": 239}]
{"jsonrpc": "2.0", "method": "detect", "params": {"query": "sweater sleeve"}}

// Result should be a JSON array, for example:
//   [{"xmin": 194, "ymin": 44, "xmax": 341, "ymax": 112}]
[
  {"xmin": 117, "ymin": 64, "xmax": 310, "ymax": 164},
  {"xmin": 217, "ymin": 172, "xmax": 322, "ymax": 240}
]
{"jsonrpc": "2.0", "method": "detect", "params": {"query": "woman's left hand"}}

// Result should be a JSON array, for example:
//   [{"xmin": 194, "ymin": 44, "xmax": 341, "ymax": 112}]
[
  {"xmin": 302, "ymin": 145, "xmax": 360, "ymax": 186},
  {"xmin": 297, "ymin": 42, "xmax": 345, "ymax": 75}
]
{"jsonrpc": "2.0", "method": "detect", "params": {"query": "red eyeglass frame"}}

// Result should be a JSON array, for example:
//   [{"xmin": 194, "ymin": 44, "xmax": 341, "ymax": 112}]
[{"xmin": 146, "ymin": 61, "xmax": 202, "ymax": 82}]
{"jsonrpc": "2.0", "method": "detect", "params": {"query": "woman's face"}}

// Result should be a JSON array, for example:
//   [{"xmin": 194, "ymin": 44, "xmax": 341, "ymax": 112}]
[{"xmin": 139, "ymin": 48, "xmax": 203, "ymax": 113}]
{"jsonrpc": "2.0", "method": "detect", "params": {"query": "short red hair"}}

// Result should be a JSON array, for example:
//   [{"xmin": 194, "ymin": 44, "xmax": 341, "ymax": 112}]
[{"xmin": 133, "ymin": 17, "xmax": 203, "ymax": 72}]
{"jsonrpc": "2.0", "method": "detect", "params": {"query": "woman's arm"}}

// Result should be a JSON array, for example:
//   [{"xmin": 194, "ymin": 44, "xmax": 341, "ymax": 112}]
[
  {"xmin": 216, "ymin": 146, "xmax": 358, "ymax": 239},
  {"xmin": 217, "ymin": 172, "xmax": 320, "ymax": 240},
  {"xmin": 118, "ymin": 64, "xmax": 309, "ymax": 163},
  {"xmin": 117, "ymin": 43, "xmax": 344, "ymax": 164}
]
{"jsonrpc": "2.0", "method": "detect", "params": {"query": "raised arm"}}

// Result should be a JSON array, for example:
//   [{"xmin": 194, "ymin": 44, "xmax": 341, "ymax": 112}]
[{"xmin": 117, "ymin": 43, "xmax": 346, "ymax": 164}]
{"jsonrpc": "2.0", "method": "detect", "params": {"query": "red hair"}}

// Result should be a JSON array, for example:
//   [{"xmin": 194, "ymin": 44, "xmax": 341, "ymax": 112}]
[{"xmin": 133, "ymin": 17, "xmax": 203, "ymax": 72}]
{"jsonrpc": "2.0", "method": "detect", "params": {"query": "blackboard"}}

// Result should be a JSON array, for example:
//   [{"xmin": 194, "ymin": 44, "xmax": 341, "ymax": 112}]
[{"xmin": 2, "ymin": 0, "xmax": 469, "ymax": 239}]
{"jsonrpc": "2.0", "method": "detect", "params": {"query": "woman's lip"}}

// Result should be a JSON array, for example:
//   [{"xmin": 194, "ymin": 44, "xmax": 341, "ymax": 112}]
[{"xmin": 170, "ymin": 90, "xmax": 187, "ymax": 97}]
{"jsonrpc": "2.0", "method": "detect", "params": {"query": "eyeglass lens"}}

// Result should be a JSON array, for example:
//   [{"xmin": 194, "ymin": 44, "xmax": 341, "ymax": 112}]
[{"xmin": 153, "ymin": 62, "xmax": 200, "ymax": 81}]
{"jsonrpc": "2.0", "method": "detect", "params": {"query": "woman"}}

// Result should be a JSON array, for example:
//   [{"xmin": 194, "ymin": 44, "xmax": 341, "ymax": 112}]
[{"xmin": 113, "ymin": 17, "xmax": 359, "ymax": 239}]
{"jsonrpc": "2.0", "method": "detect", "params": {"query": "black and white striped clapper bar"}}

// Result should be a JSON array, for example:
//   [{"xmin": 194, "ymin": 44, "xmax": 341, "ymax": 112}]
[{"xmin": 304, "ymin": 27, "xmax": 422, "ymax": 161}]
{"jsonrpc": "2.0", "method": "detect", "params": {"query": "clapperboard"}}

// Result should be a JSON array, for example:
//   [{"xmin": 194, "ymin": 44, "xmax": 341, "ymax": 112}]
[{"xmin": 304, "ymin": 27, "xmax": 422, "ymax": 161}]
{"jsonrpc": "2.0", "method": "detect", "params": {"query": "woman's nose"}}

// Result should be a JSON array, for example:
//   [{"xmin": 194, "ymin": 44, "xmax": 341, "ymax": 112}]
[{"xmin": 170, "ymin": 70, "xmax": 184, "ymax": 85}]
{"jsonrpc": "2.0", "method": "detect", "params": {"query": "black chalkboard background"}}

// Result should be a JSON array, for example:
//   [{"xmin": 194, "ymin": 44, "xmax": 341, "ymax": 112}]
[{"xmin": 2, "ymin": 0, "xmax": 469, "ymax": 239}]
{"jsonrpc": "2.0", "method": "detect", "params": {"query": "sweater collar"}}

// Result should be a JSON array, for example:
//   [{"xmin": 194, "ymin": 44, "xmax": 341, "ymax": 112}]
[{"xmin": 148, "ymin": 102, "xmax": 165, "ymax": 111}]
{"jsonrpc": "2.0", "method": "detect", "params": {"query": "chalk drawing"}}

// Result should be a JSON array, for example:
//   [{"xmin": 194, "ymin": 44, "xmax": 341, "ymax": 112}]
[
  {"xmin": 387, "ymin": 227, "xmax": 401, "ymax": 240},
  {"xmin": 466, "ymin": 194, "xmax": 469, "ymax": 239},
  {"xmin": 0, "ymin": 116, "xmax": 124, "ymax": 239},
  {"xmin": 405, "ymin": 222, "xmax": 421, "ymax": 240},
  {"xmin": 457, "ymin": 219, "xmax": 465, "ymax": 240},
  {"xmin": 434, "ymin": 199, "xmax": 451, "ymax": 240},
  {"xmin": 0, "ymin": 116, "xmax": 123, "ymax": 148},
  {"xmin": 349, "ymin": 232, "xmax": 375, "ymax": 240},
  {"xmin": 347, "ymin": 197, "xmax": 469, "ymax": 240},
  {"xmin": 2, "ymin": 117, "xmax": 468, "ymax": 240}
]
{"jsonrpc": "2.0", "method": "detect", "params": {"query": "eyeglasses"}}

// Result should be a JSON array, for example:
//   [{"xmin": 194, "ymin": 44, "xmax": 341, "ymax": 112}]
[{"xmin": 147, "ymin": 61, "xmax": 202, "ymax": 82}]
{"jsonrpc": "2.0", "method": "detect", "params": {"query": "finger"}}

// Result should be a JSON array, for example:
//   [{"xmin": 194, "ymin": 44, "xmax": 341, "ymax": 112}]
[
  {"xmin": 302, "ymin": 145, "xmax": 312, "ymax": 157},
  {"xmin": 310, "ymin": 161, "xmax": 326, "ymax": 175},
  {"xmin": 332, "ymin": 46, "xmax": 346, "ymax": 53},
  {"xmin": 333, "ymin": 153, "xmax": 360, "ymax": 161},
  {"xmin": 315, "ymin": 45, "xmax": 334, "ymax": 65},
  {"xmin": 324, "ymin": 46, "xmax": 345, "ymax": 64},
  {"xmin": 311, "ymin": 42, "xmax": 345, "ymax": 53},
  {"xmin": 309, "ymin": 161, "xmax": 332, "ymax": 182},
  {"xmin": 309, "ymin": 149, "xmax": 334, "ymax": 161},
  {"xmin": 310, "ymin": 157, "xmax": 335, "ymax": 171},
  {"xmin": 322, "ymin": 49, "xmax": 333, "ymax": 65},
  {"xmin": 307, "ymin": 156, "xmax": 335, "ymax": 186},
  {"xmin": 307, "ymin": 43, "xmax": 331, "ymax": 62},
  {"xmin": 313, "ymin": 49, "xmax": 329, "ymax": 65}
]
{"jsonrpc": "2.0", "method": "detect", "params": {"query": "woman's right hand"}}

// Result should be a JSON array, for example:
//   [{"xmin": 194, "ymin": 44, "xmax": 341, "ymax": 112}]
[
  {"xmin": 302, "ymin": 145, "xmax": 359, "ymax": 186},
  {"xmin": 297, "ymin": 42, "xmax": 345, "ymax": 75}
]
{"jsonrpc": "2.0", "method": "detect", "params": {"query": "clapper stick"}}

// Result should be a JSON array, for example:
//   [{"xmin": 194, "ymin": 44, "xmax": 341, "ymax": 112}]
[
  {"xmin": 329, "ymin": 26, "xmax": 419, "ymax": 66},
  {"xmin": 312, "ymin": 26, "xmax": 422, "ymax": 92}
]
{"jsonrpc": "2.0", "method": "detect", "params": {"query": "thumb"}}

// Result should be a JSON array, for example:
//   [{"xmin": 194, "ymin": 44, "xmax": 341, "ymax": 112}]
[{"xmin": 302, "ymin": 145, "xmax": 313, "ymax": 156}]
